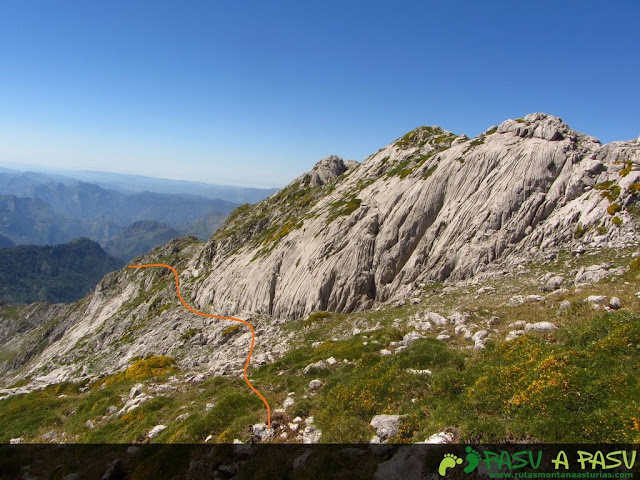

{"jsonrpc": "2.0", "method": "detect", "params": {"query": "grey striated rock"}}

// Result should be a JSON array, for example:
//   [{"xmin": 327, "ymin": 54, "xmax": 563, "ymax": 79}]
[{"xmin": 610, "ymin": 297, "xmax": 622, "ymax": 309}]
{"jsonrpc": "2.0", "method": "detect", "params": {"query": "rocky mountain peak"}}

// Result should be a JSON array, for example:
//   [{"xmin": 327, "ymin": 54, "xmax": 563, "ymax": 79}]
[
  {"xmin": 295, "ymin": 155, "xmax": 349, "ymax": 188},
  {"xmin": 392, "ymin": 125, "xmax": 460, "ymax": 151},
  {"xmin": 497, "ymin": 112, "xmax": 594, "ymax": 143}
]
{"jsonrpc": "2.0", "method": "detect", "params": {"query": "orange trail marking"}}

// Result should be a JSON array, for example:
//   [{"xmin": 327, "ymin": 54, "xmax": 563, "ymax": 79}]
[{"xmin": 128, "ymin": 263, "xmax": 271, "ymax": 427}]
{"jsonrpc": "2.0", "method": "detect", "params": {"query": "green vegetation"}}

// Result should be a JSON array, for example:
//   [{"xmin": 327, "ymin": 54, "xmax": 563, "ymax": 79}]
[
  {"xmin": 619, "ymin": 160, "xmax": 633, "ymax": 177},
  {"xmin": 515, "ymin": 118, "xmax": 526, "ymax": 123},
  {"xmin": 469, "ymin": 136, "xmax": 485, "ymax": 147},
  {"xmin": 222, "ymin": 324, "xmax": 241, "ymax": 336},
  {"xmin": 4, "ymin": 307, "xmax": 640, "ymax": 444},
  {"xmin": 594, "ymin": 181, "xmax": 622, "ymax": 203},
  {"xmin": 180, "ymin": 328, "xmax": 202, "ymax": 340},
  {"xmin": 100, "ymin": 356, "xmax": 177, "ymax": 387},
  {"xmin": 607, "ymin": 203, "xmax": 621, "ymax": 215},
  {"xmin": 574, "ymin": 224, "xmax": 585, "ymax": 239},
  {"xmin": 422, "ymin": 163, "xmax": 438, "ymax": 179},
  {"xmin": 628, "ymin": 182, "xmax": 640, "ymax": 195},
  {"xmin": 214, "ymin": 180, "xmax": 333, "ymax": 260},
  {"xmin": 0, "ymin": 238, "xmax": 124, "ymax": 304},
  {"xmin": 486, "ymin": 126, "xmax": 498, "ymax": 135},
  {"xmin": 386, "ymin": 158, "xmax": 414, "ymax": 179},
  {"xmin": 326, "ymin": 195, "xmax": 362, "ymax": 223},
  {"xmin": 612, "ymin": 216, "xmax": 623, "ymax": 226}
]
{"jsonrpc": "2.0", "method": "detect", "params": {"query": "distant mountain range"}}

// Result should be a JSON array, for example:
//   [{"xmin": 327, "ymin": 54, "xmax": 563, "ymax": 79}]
[
  {"xmin": 0, "ymin": 168, "xmax": 272, "ymax": 261},
  {"xmin": 104, "ymin": 220, "xmax": 182, "ymax": 262},
  {"xmin": 0, "ymin": 237, "xmax": 123, "ymax": 304},
  {"xmin": 0, "ymin": 168, "xmax": 279, "ymax": 203}
]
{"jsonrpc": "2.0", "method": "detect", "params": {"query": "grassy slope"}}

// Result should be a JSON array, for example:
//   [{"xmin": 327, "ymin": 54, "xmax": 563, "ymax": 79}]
[{"xmin": 0, "ymin": 245, "xmax": 638, "ymax": 444}]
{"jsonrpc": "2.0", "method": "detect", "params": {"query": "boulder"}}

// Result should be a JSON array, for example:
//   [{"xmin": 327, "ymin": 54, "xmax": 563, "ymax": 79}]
[
  {"xmin": 303, "ymin": 360, "xmax": 327, "ymax": 374},
  {"xmin": 370, "ymin": 414, "xmax": 401, "ymax": 441},
  {"xmin": 525, "ymin": 322, "xmax": 557, "ymax": 332},
  {"xmin": 148, "ymin": 425, "xmax": 167, "ymax": 439}
]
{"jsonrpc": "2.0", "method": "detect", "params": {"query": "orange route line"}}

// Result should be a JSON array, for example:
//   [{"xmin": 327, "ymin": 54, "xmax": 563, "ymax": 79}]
[{"xmin": 128, "ymin": 263, "xmax": 271, "ymax": 428}]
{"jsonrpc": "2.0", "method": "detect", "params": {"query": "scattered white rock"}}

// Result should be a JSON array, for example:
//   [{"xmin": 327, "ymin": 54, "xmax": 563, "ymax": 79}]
[
  {"xmin": 326, "ymin": 356, "xmax": 337, "ymax": 365},
  {"xmin": 609, "ymin": 297, "xmax": 622, "ymax": 309},
  {"xmin": 559, "ymin": 300, "xmax": 571, "ymax": 310},
  {"xmin": 292, "ymin": 416, "xmax": 303, "ymax": 424},
  {"xmin": 175, "ymin": 413, "xmax": 190, "ymax": 422},
  {"xmin": 402, "ymin": 331, "xmax": 423, "ymax": 346},
  {"xmin": 148, "ymin": 425, "xmax": 167, "ymax": 439},
  {"xmin": 506, "ymin": 330, "xmax": 526, "ymax": 341},
  {"xmin": 525, "ymin": 322, "xmax": 557, "ymax": 332},
  {"xmin": 380, "ymin": 349, "xmax": 392, "ymax": 356},
  {"xmin": 509, "ymin": 320, "xmax": 527, "ymax": 329},
  {"xmin": 436, "ymin": 334, "xmax": 450, "ymax": 341},
  {"xmin": 427, "ymin": 312, "xmax": 449, "ymax": 326},
  {"xmin": 205, "ymin": 403, "xmax": 215, "ymax": 411},
  {"xmin": 303, "ymin": 426, "xmax": 322, "ymax": 444},
  {"xmin": 586, "ymin": 295, "xmax": 607, "ymax": 303},
  {"xmin": 289, "ymin": 423, "xmax": 299, "ymax": 432},
  {"xmin": 308, "ymin": 379, "xmax": 323, "ymax": 391},
  {"xmin": 129, "ymin": 384, "xmax": 143, "ymax": 399},
  {"xmin": 303, "ymin": 360, "xmax": 327, "ymax": 374},
  {"xmin": 204, "ymin": 435, "xmax": 212, "ymax": 443},
  {"xmin": 9, "ymin": 437, "xmax": 23, "ymax": 444},
  {"xmin": 542, "ymin": 275, "xmax": 564, "ymax": 292},
  {"xmin": 252, "ymin": 423, "xmax": 275, "ymax": 441},
  {"xmin": 283, "ymin": 396, "xmax": 295, "ymax": 410},
  {"xmin": 472, "ymin": 330, "xmax": 488, "ymax": 341},
  {"xmin": 370, "ymin": 414, "xmax": 401, "ymax": 441},
  {"xmin": 406, "ymin": 369, "xmax": 432, "ymax": 376},
  {"xmin": 476, "ymin": 286, "xmax": 495, "ymax": 295}
]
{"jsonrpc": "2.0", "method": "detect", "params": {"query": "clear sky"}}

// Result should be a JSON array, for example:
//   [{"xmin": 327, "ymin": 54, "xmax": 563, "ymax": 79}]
[{"xmin": 0, "ymin": 1, "xmax": 638, "ymax": 188}]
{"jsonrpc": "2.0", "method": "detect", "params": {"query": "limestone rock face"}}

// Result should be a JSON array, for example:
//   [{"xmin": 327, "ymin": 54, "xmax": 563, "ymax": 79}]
[
  {"xmin": 1, "ymin": 113, "xmax": 639, "ymax": 388},
  {"xmin": 187, "ymin": 113, "xmax": 639, "ymax": 320}
]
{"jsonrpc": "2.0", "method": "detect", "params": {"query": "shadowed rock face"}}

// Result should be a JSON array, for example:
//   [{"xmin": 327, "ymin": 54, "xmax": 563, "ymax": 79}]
[
  {"xmin": 189, "ymin": 113, "xmax": 639, "ymax": 319},
  {"xmin": 1, "ymin": 113, "xmax": 638, "ymax": 387}
]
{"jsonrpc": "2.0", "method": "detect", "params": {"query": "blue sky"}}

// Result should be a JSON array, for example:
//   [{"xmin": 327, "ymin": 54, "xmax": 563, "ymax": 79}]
[{"xmin": 0, "ymin": 1, "xmax": 638, "ymax": 187}]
